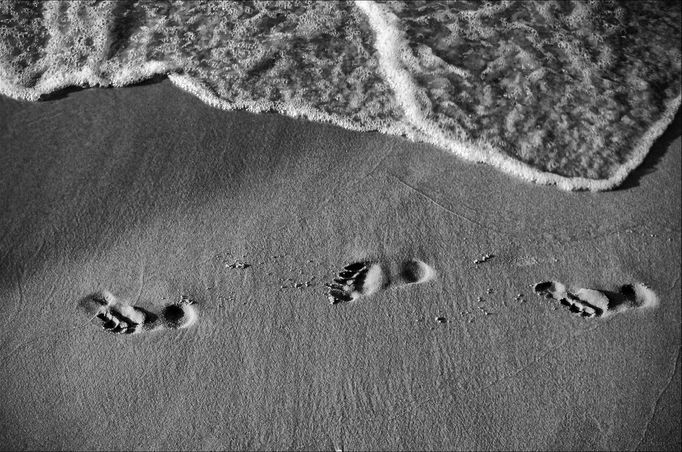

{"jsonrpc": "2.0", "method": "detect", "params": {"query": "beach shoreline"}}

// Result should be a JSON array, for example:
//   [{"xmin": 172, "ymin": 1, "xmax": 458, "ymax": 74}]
[{"xmin": 0, "ymin": 80, "xmax": 679, "ymax": 450}]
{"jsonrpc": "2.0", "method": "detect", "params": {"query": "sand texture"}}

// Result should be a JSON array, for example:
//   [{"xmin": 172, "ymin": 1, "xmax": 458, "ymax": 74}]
[{"xmin": 0, "ymin": 81, "xmax": 680, "ymax": 450}]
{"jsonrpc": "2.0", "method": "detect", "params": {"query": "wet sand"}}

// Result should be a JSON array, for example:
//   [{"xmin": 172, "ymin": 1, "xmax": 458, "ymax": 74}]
[{"xmin": 0, "ymin": 80, "xmax": 679, "ymax": 450}]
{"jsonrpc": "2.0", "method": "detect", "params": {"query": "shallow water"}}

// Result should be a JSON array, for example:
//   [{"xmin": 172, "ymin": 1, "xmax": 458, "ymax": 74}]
[{"xmin": 0, "ymin": 0, "xmax": 680, "ymax": 189}]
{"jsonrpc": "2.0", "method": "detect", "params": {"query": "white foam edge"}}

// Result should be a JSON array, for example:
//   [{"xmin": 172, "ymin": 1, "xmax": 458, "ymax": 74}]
[
  {"xmin": 354, "ymin": 0, "xmax": 681, "ymax": 192},
  {"xmin": 0, "ymin": 63, "xmax": 417, "ymax": 140},
  {"xmin": 0, "ymin": 61, "xmax": 178, "ymax": 101},
  {"xmin": 167, "ymin": 72, "xmax": 410, "ymax": 137}
]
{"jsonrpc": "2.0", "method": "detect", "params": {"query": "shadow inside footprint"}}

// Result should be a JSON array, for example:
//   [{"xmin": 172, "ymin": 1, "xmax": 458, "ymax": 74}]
[
  {"xmin": 533, "ymin": 281, "xmax": 555, "ymax": 295},
  {"xmin": 533, "ymin": 281, "xmax": 658, "ymax": 319},
  {"xmin": 78, "ymin": 291, "xmax": 196, "ymax": 334},
  {"xmin": 78, "ymin": 291, "xmax": 157, "ymax": 334},
  {"xmin": 95, "ymin": 307, "xmax": 157, "ymax": 334},
  {"xmin": 399, "ymin": 259, "xmax": 435, "ymax": 284},
  {"xmin": 326, "ymin": 258, "xmax": 435, "ymax": 304},
  {"xmin": 160, "ymin": 302, "xmax": 198, "ymax": 329},
  {"xmin": 533, "ymin": 281, "xmax": 604, "ymax": 318},
  {"xmin": 325, "ymin": 261, "xmax": 384, "ymax": 304},
  {"xmin": 599, "ymin": 289, "xmax": 631, "ymax": 311}
]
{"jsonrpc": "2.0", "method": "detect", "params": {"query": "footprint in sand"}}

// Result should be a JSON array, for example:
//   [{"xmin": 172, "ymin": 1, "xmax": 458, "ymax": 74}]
[
  {"xmin": 533, "ymin": 281, "xmax": 658, "ymax": 319},
  {"xmin": 78, "ymin": 291, "xmax": 198, "ymax": 334},
  {"xmin": 325, "ymin": 259, "xmax": 435, "ymax": 304}
]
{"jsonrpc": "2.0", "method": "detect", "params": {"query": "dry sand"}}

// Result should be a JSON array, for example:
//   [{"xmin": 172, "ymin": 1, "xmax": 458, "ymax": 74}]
[{"xmin": 0, "ymin": 80, "xmax": 680, "ymax": 450}]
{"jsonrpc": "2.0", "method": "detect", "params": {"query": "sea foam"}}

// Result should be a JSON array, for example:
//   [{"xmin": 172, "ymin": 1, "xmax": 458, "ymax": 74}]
[{"xmin": 0, "ymin": 1, "xmax": 679, "ymax": 191}]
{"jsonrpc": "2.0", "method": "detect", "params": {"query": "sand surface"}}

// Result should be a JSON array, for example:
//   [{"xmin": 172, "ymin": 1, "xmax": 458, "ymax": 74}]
[{"xmin": 0, "ymin": 80, "xmax": 680, "ymax": 450}]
